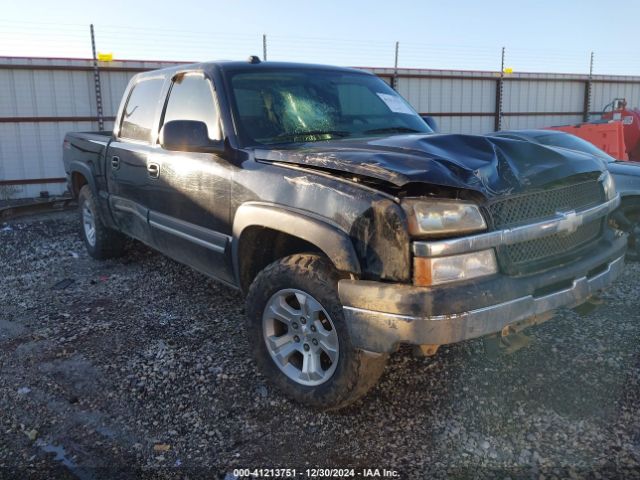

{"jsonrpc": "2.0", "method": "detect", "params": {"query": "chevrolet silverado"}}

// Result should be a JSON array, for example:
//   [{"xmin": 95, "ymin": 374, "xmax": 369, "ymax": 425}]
[{"xmin": 62, "ymin": 58, "xmax": 625, "ymax": 409}]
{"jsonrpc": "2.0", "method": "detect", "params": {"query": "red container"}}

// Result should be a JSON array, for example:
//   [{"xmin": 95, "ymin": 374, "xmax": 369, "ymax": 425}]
[
  {"xmin": 602, "ymin": 102, "xmax": 640, "ymax": 161},
  {"xmin": 548, "ymin": 121, "xmax": 629, "ymax": 161}
]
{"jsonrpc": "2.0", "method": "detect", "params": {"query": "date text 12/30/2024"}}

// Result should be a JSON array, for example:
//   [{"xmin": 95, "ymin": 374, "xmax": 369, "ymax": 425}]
[{"xmin": 232, "ymin": 468, "xmax": 400, "ymax": 478}]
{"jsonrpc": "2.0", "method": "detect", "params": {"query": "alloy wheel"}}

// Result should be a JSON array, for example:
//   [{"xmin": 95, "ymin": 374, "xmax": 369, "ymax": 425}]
[{"xmin": 262, "ymin": 288, "xmax": 339, "ymax": 386}]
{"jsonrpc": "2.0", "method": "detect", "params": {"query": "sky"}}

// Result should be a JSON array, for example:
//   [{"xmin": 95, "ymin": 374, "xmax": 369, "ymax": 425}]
[{"xmin": 2, "ymin": 0, "xmax": 640, "ymax": 75}]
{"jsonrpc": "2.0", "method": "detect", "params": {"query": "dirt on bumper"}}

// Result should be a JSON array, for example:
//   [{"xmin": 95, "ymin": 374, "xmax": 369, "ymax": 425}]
[{"xmin": 339, "ymin": 234, "xmax": 627, "ymax": 353}]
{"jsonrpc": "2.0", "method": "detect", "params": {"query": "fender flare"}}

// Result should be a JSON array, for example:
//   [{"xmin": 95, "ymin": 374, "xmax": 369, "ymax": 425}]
[
  {"xmin": 68, "ymin": 161, "xmax": 98, "ymax": 198},
  {"xmin": 68, "ymin": 161, "xmax": 118, "ymax": 229},
  {"xmin": 231, "ymin": 202, "xmax": 361, "ymax": 285}
]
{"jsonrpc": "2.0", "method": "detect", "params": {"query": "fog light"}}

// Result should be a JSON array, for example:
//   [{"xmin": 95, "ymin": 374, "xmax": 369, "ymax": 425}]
[{"xmin": 414, "ymin": 249, "xmax": 498, "ymax": 286}]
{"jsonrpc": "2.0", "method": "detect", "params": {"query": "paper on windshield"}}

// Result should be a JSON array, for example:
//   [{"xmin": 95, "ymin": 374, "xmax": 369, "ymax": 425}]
[{"xmin": 376, "ymin": 93, "xmax": 415, "ymax": 115}]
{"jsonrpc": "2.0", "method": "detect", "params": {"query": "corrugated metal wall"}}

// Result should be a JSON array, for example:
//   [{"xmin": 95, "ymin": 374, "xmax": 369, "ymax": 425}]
[
  {"xmin": 2, "ymin": 57, "xmax": 640, "ymax": 199},
  {"xmin": 0, "ymin": 57, "xmax": 181, "ymax": 199},
  {"xmin": 370, "ymin": 68, "xmax": 640, "ymax": 136},
  {"xmin": 592, "ymin": 81, "xmax": 640, "ymax": 111}
]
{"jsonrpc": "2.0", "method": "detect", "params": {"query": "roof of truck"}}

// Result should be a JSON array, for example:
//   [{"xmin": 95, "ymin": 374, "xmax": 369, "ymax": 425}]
[{"xmin": 135, "ymin": 59, "xmax": 372, "ymax": 79}]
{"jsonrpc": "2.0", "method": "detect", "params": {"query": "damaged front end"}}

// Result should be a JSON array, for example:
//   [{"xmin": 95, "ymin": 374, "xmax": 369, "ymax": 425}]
[{"xmin": 258, "ymin": 134, "xmax": 627, "ymax": 354}]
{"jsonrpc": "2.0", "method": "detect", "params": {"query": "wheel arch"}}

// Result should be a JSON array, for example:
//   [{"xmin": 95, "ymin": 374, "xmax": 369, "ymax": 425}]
[
  {"xmin": 620, "ymin": 194, "xmax": 640, "ymax": 216},
  {"xmin": 68, "ymin": 161, "xmax": 98, "ymax": 199},
  {"xmin": 232, "ymin": 203, "xmax": 361, "ymax": 294}
]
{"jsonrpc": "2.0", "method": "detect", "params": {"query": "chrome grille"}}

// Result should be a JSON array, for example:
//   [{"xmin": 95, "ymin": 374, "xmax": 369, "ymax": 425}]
[
  {"xmin": 488, "ymin": 179, "xmax": 605, "ymax": 274},
  {"xmin": 487, "ymin": 180, "xmax": 604, "ymax": 228},
  {"xmin": 500, "ymin": 221, "xmax": 602, "ymax": 266}
]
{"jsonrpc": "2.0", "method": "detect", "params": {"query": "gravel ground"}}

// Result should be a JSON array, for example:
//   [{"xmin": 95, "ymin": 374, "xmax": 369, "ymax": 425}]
[{"xmin": 0, "ymin": 210, "xmax": 639, "ymax": 479}]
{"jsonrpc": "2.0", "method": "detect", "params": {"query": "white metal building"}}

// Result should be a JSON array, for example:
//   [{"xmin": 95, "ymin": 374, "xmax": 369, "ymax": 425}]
[{"xmin": 1, "ymin": 56, "xmax": 640, "ymax": 199}]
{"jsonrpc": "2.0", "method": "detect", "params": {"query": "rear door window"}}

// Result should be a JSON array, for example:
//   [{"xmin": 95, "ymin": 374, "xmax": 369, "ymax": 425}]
[{"xmin": 119, "ymin": 78, "xmax": 164, "ymax": 143}]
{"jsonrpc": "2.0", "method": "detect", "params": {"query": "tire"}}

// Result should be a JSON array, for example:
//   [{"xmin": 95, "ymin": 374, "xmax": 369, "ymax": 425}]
[
  {"xmin": 626, "ymin": 212, "xmax": 640, "ymax": 262},
  {"xmin": 78, "ymin": 185, "xmax": 126, "ymax": 260},
  {"xmin": 245, "ymin": 253, "xmax": 388, "ymax": 410}
]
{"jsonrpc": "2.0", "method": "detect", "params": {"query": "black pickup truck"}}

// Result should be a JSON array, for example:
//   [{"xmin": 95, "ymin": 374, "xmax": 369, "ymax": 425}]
[{"xmin": 63, "ymin": 59, "xmax": 625, "ymax": 409}]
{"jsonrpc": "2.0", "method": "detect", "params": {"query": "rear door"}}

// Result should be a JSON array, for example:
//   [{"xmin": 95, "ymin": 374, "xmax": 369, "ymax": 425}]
[
  {"xmin": 106, "ymin": 76, "xmax": 166, "ymax": 245},
  {"xmin": 145, "ymin": 71, "xmax": 234, "ymax": 284}
]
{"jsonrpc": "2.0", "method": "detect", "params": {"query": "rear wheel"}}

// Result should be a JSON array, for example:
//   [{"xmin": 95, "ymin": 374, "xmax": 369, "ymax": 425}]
[
  {"xmin": 245, "ymin": 253, "xmax": 387, "ymax": 410},
  {"xmin": 78, "ymin": 185, "xmax": 126, "ymax": 259}
]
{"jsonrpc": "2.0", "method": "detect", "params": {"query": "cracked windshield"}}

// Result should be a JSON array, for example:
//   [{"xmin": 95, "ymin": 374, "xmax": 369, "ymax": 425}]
[{"xmin": 230, "ymin": 70, "xmax": 432, "ymax": 145}]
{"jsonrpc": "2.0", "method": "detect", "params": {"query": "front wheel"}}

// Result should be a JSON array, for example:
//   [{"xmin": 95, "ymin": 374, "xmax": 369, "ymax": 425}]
[{"xmin": 245, "ymin": 254, "xmax": 387, "ymax": 410}]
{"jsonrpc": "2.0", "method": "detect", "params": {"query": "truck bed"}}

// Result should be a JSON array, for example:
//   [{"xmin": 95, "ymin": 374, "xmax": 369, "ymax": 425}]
[{"xmin": 62, "ymin": 131, "xmax": 111, "ymax": 177}]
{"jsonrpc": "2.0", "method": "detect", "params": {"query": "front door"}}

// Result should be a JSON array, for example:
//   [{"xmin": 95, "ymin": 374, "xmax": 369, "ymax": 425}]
[{"xmin": 145, "ymin": 72, "xmax": 234, "ymax": 284}]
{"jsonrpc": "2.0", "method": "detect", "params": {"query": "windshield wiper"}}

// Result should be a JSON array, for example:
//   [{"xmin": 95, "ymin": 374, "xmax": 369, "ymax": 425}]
[
  {"xmin": 364, "ymin": 126, "xmax": 422, "ymax": 134},
  {"xmin": 272, "ymin": 130, "xmax": 351, "ymax": 142}
]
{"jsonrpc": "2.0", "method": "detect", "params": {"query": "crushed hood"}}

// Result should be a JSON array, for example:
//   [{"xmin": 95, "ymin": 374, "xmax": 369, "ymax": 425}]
[{"xmin": 255, "ymin": 133, "xmax": 607, "ymax": 198}]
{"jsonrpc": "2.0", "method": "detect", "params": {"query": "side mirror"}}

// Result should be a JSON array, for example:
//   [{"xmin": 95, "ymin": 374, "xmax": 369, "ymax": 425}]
[
  {"xmin": 159, "ymin": 120, "xmax": 225, "ymax": 154},
  {"xmin": 421, "ymin": 115, "xmax": 438, "ymax": 133}
]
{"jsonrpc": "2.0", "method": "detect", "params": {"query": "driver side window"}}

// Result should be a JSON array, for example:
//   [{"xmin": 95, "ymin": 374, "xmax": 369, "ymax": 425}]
[{"xmin": 162, "ymin": 73, "xmax": 221, "ymax": 140}]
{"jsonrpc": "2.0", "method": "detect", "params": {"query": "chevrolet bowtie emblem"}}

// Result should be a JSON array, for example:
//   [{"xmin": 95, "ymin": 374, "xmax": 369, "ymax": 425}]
[{"xmin": 557, "ymin": 210, "xmax": 580, "ymax": 235}]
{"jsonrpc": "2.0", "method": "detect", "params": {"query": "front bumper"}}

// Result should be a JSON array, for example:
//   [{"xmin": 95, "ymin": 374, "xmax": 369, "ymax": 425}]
[{"xmin": 339, "ymin": 232, "xmax": 627, "ymax": 353}]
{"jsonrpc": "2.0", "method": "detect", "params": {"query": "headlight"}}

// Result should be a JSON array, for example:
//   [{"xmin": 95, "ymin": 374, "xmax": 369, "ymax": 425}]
[
  {"xmin": 402, "ymin": 199, "xmax": 487, "ymax": 236},
  {"xmin": 600, "ymin": 171, "xmax": 616, "ymax": 200},
  {"xmin": 414, "ymin": 249, "xmax": 498, "ymax": 286}
]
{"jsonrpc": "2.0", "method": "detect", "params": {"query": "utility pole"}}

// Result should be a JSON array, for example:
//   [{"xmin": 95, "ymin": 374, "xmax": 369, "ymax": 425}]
[
  {"xmin": 583, "ymin": 51, "xmax": 594, "ymax": 122},
  {"xmin": 263, "ymin": 34, "xmax": 268, "ymax": 61},
  {"xmin": 495, "ymin": 46, "xmax": 505, "ymax": 131},
  {"xmin": 90, "ymin": 24, "xmax": 104, "ymax": 131},
  {"xmin": 392, "ymin": 41, "xmax": 399, "ymax": 90}
]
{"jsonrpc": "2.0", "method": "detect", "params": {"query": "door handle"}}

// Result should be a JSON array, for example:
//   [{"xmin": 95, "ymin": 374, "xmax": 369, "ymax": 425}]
[
  {"xmin": 111, "ymin": 155, "xmax": 120, "ymax": 170},
  {"xmin": 147, "ymin": 162, "xmax": 160, "ymax": 179}
]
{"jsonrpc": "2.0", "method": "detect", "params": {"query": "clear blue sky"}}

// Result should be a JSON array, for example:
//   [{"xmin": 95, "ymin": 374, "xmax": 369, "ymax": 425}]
[{"xmin": 2, "ymin": 0, "xmax": 639, "ymax": 75}]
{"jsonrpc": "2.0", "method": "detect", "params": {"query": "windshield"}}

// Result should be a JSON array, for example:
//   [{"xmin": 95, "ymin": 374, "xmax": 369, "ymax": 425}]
[
  {"xmin": 534, "ymin": 132, "xmax": 617, "ymax": 163},
  {"xmin": 228, "ymin": 69, "xmax": 432, "ymax": 146}
]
